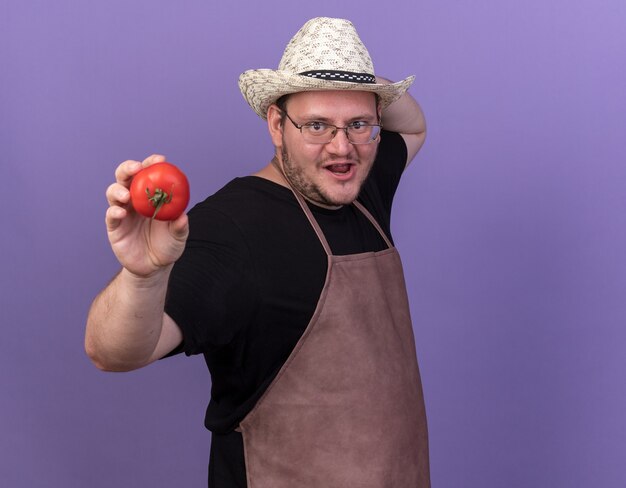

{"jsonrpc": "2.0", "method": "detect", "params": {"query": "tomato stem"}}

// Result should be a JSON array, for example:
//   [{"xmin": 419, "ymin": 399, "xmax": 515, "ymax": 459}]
[{"xmin": 145, "ymin": 186, "xmax": 173, "ymax": 219}]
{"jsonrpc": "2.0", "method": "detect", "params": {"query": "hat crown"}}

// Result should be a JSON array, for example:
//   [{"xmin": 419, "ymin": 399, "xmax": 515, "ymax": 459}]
[
  {"xmin": 278, "ymin": 17, "xmax": 375, "ymax": 76},
  {"xmin": 238, "ymin": 17, "xmax": 414, "ymax": 119}
]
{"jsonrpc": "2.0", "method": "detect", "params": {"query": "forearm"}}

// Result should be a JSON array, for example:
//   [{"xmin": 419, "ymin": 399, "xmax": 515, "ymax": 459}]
[
  {"xmin": 85, "ymin": 266, "xmax": 172, "ymax": 372},
  {"xmin": 377, "ymin": 76, "xmax": 426, "ymax": 165},
  {"xmin": 377, "ymin": 76, "xmax": 426, "ymax": 136}
]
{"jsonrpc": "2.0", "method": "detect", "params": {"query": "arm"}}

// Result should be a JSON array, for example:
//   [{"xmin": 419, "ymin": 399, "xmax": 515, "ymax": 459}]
[
  {"xmin": 377, "ymin": 76, "xmax": 427, "ymax": 167},
  {"xmin": 85, "ymin": 155, "xmax": 188, "ymax": 372},
  {"xmin": 86, "ymin": 267, "xmax": 184, "ymax": 372}
]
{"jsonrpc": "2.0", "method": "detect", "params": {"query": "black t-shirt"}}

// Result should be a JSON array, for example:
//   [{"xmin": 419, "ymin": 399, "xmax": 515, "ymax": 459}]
[{"xmin": 164, "ymin": 130, "xmax": 407, "ymax": 486}]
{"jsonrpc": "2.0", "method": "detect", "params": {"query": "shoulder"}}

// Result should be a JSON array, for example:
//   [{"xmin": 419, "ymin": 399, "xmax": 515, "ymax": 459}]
[
  {"xmin": 187, "ymin": 177, "xmax": 296, "ymax": 236},
  {"xmin": 376, "ymin": 130, "xmax": 408, "ymax": 170},
  {"xmin": 359, "ymin": 130, "xmax": 407, "ymax": 213},
  {"xmin": 186, "ymin": 177, "xmax": 318, "ymax": 254},
  {"xmin": 191, "ymin": 177, "xmax": 297, "ymax": 219}
]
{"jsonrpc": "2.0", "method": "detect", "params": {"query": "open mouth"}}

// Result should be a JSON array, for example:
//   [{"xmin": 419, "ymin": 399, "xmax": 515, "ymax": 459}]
[{"xmin": 325, "ymin": 163, "xmax": 354, "ymax": 176}]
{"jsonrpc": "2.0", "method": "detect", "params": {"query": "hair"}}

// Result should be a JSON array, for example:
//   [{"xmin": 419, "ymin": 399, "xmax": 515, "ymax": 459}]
[{"xmin": 274, "ymin": 94, "xmax": 290, "ymax": 126}]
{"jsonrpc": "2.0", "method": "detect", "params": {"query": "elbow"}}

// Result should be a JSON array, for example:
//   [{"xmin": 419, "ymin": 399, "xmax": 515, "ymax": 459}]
[
  {"xmin": 403, "ymin": 129, "xmax": 427, "ymax": 165},
  {"xmin": 418, "ymin": 127, "xmax": 427, "ymax": 149},
  {"xmin": 414, "ymin": 116, "xmax": 427, "ymax": 142},
  {"xmin": 84, "ymin": 339, "xmax": 116, "ymax": 372},
  {"xmin": 84, "ymin": 336, "xmax": 140, "ymax": 373}
]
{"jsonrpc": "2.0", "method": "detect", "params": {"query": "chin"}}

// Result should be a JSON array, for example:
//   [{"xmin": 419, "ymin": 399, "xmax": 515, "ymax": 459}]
[{"xmin": 321, "ymin": 187, "xmax": 362, "ymax": 207}]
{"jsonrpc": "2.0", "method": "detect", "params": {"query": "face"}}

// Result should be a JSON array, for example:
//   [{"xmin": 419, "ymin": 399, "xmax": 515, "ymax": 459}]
[{"xmin": 269, "ymin": 90, "xmax": 380, "ymax": 209}]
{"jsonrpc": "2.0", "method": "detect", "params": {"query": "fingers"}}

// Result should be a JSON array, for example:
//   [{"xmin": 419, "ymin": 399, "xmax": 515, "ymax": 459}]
[
  {"xmin": 108, "ymin": 154, "xmax": 167, "ymax": 211},
  {"xmin": 105, "ymin": 180, "xmax": 134, "ymax": 232},
  {"xmin": 114, "ymin": 154, "xmax": 166, "ymax": 187},
  {"xmin": 142, "ymin": 154, "xmax": 166, "ymax": 167},
  {"xmin": 106, "ymin": 154, "xmax": 166, "ymax": 232},
  {"xmin": 105, "ymin": 204, "xmax": 127, "ymax": 232},
  {"xmin": 114, "ymin": 160, "xmax": 142, "ymax": 188}
]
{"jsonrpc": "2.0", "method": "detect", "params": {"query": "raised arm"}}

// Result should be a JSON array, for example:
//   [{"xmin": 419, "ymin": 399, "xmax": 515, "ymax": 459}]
[
  {"xmin": 85, "ymin": 155, "xmax": 188, "ymax": 372},
  {"xmin": 377, "ymin": 77, "xmax": 427, "ymax": 166}
]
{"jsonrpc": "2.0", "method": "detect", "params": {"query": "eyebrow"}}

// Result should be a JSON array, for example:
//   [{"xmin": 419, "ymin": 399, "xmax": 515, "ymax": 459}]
[{"xmin": 301, "ymin": 113, "xmax": 378, "ymax": 123}]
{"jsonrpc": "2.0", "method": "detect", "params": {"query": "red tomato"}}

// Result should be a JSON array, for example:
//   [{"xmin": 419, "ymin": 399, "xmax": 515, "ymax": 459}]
[{"xmin": 130, "ymin": 162, "xmax": 190, "ymax": 221}]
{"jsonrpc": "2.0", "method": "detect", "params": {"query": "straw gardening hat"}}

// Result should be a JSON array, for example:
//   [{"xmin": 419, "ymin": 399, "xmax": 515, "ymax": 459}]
[{"xmin": 239, "ymin": 17, "xmax": 415, "ymax": 119}]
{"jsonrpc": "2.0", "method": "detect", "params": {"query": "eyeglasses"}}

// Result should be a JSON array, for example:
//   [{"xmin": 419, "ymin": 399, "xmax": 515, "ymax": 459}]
[{"xmin": 281, "ymin": 111, "xmax": 382, "ymax": 145}]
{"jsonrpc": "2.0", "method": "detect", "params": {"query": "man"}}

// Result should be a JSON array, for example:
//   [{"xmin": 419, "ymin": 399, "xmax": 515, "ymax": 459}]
[{"xmin": 86, "ymin": 17, "xmax": 430, "ymax": 488}]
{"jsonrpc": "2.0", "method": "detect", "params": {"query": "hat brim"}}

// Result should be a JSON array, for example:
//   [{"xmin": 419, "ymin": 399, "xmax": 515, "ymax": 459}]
[{"xmin": 239, "ymin": 70, "xmax": 415, "ymax": 119}]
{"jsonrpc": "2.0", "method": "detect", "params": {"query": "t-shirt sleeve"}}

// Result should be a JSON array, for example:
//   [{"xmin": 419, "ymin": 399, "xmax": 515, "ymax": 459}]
[
  {"xmin": 367, "ymin": 130, "xmax": 408, "ymax": 213},
  {"xmin": 357, "ymin": 130, "xmax": 408, "ymax": 238},
  {"xmin": 164, "ymin": 203, "xmax": 258, "ymax": 356}
]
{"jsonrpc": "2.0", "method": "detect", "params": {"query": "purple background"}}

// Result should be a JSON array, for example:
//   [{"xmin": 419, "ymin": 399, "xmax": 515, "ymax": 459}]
[{"xmin": 2, "ymin": 0, "xmax": 625, "ymax": 486}]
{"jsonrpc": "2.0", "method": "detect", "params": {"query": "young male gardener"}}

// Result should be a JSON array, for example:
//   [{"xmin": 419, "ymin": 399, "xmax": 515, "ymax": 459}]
[{"xmin": 86, "ymin": 17, "xmax": 430, "ymax": 488}]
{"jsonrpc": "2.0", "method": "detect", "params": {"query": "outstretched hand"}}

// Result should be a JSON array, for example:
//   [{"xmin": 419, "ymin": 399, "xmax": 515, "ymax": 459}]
[{"xmin": 105, "ymin": 154, "xmax": 189, "ymax": 277}]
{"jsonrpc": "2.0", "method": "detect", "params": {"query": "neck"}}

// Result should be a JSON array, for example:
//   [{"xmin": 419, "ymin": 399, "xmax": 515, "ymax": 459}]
[
  {"xmin": 252, "ymin": 156, "xmax": 343, "ymax": 210},
  {"xmin": 252, "ymin": 157, "xmax": 289, "ymax": 188}
]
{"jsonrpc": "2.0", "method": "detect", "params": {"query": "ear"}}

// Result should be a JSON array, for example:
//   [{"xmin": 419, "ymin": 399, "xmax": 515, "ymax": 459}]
[{"xmin": 267, "ymin": 104, "xmax": 284, "ymax": 148}]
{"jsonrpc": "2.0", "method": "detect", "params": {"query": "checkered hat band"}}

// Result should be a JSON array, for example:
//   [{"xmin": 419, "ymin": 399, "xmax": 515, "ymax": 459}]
[{"xmin": 299, "ymin": 70, "xmax": 376, "ymax": 84}]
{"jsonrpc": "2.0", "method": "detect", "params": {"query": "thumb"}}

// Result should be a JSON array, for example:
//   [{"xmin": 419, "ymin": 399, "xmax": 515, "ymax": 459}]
[{"xmin": 170, "ymin": 213, "xmax": 189, "ymax": 241}]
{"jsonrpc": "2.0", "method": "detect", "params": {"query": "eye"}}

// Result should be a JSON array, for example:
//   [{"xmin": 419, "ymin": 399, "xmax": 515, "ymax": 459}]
[
  {"xmin": 305, "ymin": 121, "xmax": 328, "ymax": 132},
  {"xmin": 349, "ymin": 121, "xmax": 369, "ymax": 132}
]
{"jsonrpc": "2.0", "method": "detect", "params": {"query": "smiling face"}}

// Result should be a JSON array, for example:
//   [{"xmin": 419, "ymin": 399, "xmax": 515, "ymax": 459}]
[{"xmin": 268, "ymin": 90, "xmax": 380, "ymax": 209}]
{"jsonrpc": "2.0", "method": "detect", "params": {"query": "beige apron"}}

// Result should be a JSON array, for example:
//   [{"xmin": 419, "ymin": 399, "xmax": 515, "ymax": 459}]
[{"xmin": 239, "ymin": 189, "xmax": 430, "ymax": 487}]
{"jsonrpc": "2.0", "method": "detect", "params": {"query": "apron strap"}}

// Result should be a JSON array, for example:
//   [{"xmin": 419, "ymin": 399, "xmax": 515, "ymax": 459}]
[
  {"xmin": 282, "ymin": 162, "xmax": 393, "ymax": 254},
  {"xmin": 291, "ymin": 190, "xmax": 395, "ymax": 255},
  {"xmin": 290, "ymin": 188, "xmax": 333, "ymax": 256},
  {"xmin": 353, "ymin": 200, "xmax": 394, "ymax": 249}
]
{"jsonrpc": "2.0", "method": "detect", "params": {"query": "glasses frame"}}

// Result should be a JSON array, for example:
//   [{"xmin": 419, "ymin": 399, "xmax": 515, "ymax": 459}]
[{"xmin": 281, "ymin": 110, "xmax": 382, "ymax": 145}]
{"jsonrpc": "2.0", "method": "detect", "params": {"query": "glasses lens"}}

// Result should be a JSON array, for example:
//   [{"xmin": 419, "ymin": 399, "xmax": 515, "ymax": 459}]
[
  {"xmin": 301, "ymin": 123, "xmax": 334, "ymax": 143},
  {"xmin": 348, "ymin": 125, "xmax": 380, "ymax": 144},
  {"xmin": 298, "ymin": 121, "xmax": 381, "ymax": 144}
]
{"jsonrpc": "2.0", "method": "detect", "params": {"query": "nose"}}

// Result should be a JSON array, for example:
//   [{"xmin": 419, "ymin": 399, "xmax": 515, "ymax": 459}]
[{"xmin": 326, "ymin": 127, "xmax": 352, "ymax": 155}]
